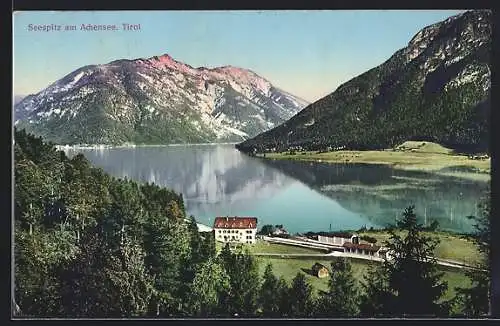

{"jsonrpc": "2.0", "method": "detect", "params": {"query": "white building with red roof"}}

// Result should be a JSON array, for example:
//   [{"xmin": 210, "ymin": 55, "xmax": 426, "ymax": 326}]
[{"xmin": 213, "ymin": 216, "xmax": 258, "ymax": 244}]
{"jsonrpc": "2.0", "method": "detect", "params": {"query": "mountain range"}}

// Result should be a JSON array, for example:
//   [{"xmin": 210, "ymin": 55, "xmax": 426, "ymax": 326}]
[
  {"xmin": 236, "ymin": 9, "xmax": 491, "ymax": 154},
  {"xmin": 14, "ymin": 55, "xmax": 308, "ymax": 145}
]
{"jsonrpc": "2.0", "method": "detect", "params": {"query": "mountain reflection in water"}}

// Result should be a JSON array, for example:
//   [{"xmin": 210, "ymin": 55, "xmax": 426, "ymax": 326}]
[{"xmin": 63, "ymin": 145, "xmax": 488, "ymax": 234}]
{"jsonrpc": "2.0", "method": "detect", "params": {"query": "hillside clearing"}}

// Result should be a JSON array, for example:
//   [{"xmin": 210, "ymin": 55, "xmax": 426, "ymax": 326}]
[{"xmin": 256, "ymin": 257, "xmax": 470, "ymax": 306}]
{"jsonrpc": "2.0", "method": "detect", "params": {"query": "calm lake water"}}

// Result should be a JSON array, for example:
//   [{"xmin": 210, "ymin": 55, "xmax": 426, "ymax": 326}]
[{"xmin": 63, "ymin": 144, "xmax": 489, "ymax": 234}]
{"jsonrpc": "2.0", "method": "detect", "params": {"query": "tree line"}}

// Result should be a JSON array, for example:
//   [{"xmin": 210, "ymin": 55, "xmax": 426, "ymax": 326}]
[{"xmin": 13, "ymin": 128, "xmax": 490, "ymax": 318}]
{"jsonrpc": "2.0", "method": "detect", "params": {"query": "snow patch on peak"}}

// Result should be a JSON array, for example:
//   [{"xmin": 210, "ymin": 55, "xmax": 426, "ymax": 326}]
[{"xmin": 72, "ymin": 71, "xmax": 85, "ymax": 84}]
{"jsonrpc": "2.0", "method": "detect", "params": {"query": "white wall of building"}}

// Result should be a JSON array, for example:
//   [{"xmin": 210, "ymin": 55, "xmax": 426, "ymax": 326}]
[
  {"xmin": 318, "ymin": 235, "xmax": 349, "ymax": 245},
  {"xmin": 214, "ymin": 227, "xmax": 257, "ymax": 244}
]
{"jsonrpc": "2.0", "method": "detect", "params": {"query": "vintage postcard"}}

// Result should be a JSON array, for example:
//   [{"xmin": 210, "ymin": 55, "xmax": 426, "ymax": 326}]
[{"xmin": 12, "ymin": 9, "xmax": 492, "ymax": 318}]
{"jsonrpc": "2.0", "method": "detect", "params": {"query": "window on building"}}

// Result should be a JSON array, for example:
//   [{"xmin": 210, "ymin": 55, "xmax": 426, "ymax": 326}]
[{"xmin": 218, "ymin": 230, "xmax": 221, "ymax": 233}]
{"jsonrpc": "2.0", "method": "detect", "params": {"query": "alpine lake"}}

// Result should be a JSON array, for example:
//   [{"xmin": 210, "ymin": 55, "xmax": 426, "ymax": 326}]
[{"xmin": 62, "ymin": 144, "xmax": 489, "ymax": 235}]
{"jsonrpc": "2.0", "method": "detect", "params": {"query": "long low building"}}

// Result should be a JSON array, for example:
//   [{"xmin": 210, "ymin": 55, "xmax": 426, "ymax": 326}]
[
  {"xmin": 342, "ymin": 241, "xmax": 389, "ymax": 259},
  {"xmin": 317, "ymin": 233, "xmax": 360, "ymax": 246}
]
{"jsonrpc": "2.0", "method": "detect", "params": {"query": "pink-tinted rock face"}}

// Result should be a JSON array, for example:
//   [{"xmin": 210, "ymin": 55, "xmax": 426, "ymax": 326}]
[
  {"xmin": 140, "ymin": 54, "xmax": 272, "ymax": 96},
  {"xmin": 146, "ymin": 53, "xmax": 199, "ymax": 75}
]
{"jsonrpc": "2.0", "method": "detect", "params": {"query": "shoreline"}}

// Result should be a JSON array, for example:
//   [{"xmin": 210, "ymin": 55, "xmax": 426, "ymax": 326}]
[
  {"xmin": 55, "ymin": 142, "xmax": 239, "ymax": 150},
  {"xmin": 256, "ymin": 149, "xmax": 490, "ymax": 181}
]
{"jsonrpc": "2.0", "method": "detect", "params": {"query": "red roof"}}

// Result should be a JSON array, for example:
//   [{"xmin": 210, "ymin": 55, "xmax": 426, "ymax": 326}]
[
  {"xmin": 343, "ymin": 242, "xmax": 381, "ymax": 252},
  {"xmin": 213, "ymin": 217, "xmax": 258, "ymax": 229}
]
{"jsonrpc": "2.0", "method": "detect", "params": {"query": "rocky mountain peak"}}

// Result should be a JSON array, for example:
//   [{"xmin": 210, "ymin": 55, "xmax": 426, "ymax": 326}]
[{"xmin": 14, "ymin": 52, "xmax": 308, "ymax": 145}]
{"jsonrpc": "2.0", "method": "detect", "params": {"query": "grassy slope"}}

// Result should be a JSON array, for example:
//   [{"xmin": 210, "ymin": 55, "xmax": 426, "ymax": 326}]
[
  {"xmin": 215, "ymin": 228, "xmax": 477, "ymax": 313},
  {"xmin": 259, "ymin": 141, "xmax": 490, "ymax": 176},
  {"xmin": 215, "ymin": 240, "xmax": 325, "ymax": 255},
  {"xmin": 256, "ymin": 257, "xmax": 470, "ymax": 307},
  {"xmin": 216, "ymin": 231, "xmax": 480, "ymax": 266},
  {"xmin": 246, "ymin": 241, "xmax": 326, "ymax": 254},
  {"xmin": 357, "ymin": 230, "xmax": 480, "ymax": 266},
  {"xmin": 216, "ymin": 237, "xmax": 474, "ymax": 306}
]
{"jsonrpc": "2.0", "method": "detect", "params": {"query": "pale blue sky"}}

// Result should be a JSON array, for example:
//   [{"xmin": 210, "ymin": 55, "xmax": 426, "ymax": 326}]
[{"xmin": 13, "ymin": 10, "xmax": 464, "ymax": 102}]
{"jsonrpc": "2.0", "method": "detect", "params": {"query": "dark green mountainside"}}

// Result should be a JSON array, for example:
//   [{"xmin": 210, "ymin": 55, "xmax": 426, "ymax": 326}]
[{"xmin": 236, "ymin": 10, "xmax": 491, "ymax": 154}]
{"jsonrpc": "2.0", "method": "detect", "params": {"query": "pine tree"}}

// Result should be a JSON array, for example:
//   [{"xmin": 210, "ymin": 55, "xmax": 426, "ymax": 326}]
[
  {"xmin": 359, "ymin": 262, "xmax": 395, "ymax": 317},
  {"xmin": 200, "ymin": 231, "xmax": 216, "ymax": 259},
  {"xmin": 455, "ymin": 192, "xmax": 490, "ymax": 316},
  {"xmin": 186, "ymin": 215, "xmax": 204, "ymax": 267},
  {"xmin": 143, "ymin": 214, "xmax": 190, "ymax": 316},
  {"xmin": 218, "ymin": 247, "xmax": 260, "ymax": 317},
  {"xmin": 189, "ymin": 257, "xmax": 231, "ymax": 317},
  {"xmin": 177, "ymin": 216, "xmax": 207, "ymax": 315},
  {"xmin": 258, "ymin": 264, "xmax": 280, "ymax": 317},
  {"xmin": 384, "ymin": 205, "xmax": 449, "ymax": 317},
  {"xmin": 106, "ymin": 236, "xmax": 156, "ymax": 317},
  {"xmin": 315, "ymin": 258, "xmax": 360, "ymax": 317},
  {"xmin": 276, "ymin": 277, "xmax": 290, "ymax": 317},
  {"xmin": 14, "ymin": 226, "xmax": 64, "ymax": 317},
  {"xmin": 288, "ymin": 272, "xmax": 313, "ymax": 318},
  {"xmin": 57, "ymin": 227, "xmax": 120, "ymax": 317}
]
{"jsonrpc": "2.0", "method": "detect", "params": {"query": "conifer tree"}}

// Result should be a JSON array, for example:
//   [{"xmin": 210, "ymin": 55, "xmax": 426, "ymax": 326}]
[
  {"xmin": 189, "ymin": 257, "xmax": 231, "ymax": 317},
  {"xmin": 143, "ymin": 214, "xmax": 190, "ymax": 316},
  {"xmin": 218, "ymin": 246, "xmax": 260, "ymax": 317},
  {"xmin": 383, "ymin": 205, "xmax": 449, "ymax": 317},
  {"xmin": 288, "ymin": 272, "xmax": 313, "ymax": 318},
  {"xmin": 258, "ymin": 263, "xmax": 280, "ymax": 317},
  {"xmin": 276, "ymin": 277, "xmax": 290, "ymax": 317},
  {"xmin": 315, "ymin": 258, "xmax": 360, "ymax": 317},
  {"xmin": 455, "ymin": 193, "xmax": 490, "ymax": 317},
  {"xmin": 359, "ymin": 262, "xmax": 395, "ymax": 317}
]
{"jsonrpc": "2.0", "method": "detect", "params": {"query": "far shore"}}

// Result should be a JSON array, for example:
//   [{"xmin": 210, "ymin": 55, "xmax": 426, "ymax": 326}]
[
  {"xmin": 54, "ymin": 142, "xmax": 239, "ymax": 150},
  {"xmin": 255, "ymin": 143, "xmax": 490, "ymax": 181}
]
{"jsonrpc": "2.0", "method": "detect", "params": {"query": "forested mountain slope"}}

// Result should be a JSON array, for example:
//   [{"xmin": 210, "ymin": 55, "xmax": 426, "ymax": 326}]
[{"xmin": 237, "ymin": 10, "xmax": 491, "ymax": 154}]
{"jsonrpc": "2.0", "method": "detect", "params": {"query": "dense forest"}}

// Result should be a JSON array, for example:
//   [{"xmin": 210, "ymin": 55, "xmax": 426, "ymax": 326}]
[{"xmin": 13, "ymin": 129, "xmax": 490, "ymax": 318}]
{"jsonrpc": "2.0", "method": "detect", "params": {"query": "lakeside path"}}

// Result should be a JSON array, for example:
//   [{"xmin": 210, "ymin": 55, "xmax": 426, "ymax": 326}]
[
  {"xmin": 257, "ymin": 141, "xmax": 490, "ymax": 181},
  {"xmin": 252, "ymin": 252, "xmax": 485, "ymax": 271},
  {"xmin": 255, "ymin": 236, "xmax": 485, "ymax": 272}
]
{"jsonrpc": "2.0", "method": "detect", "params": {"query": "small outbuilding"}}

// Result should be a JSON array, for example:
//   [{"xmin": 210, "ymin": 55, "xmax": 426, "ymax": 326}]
[{"xmin": 311, "ymin": 263, "xmax": 330, "ymax": 278}]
